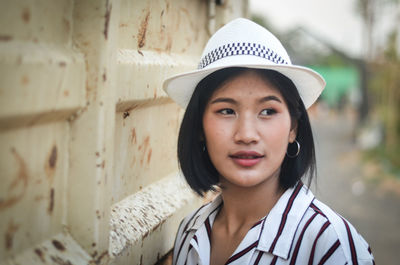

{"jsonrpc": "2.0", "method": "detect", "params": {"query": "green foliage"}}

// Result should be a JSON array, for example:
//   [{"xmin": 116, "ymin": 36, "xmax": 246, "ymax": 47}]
[{"xmin": 368, "ymin": 30, "xmax": 400, "ymax": 169}]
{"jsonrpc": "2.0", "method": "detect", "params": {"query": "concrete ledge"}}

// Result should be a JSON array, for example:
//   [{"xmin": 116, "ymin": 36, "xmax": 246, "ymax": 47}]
[{"xmin": 109, "ymin": 174, "xmax": 199, "ymax": 262}]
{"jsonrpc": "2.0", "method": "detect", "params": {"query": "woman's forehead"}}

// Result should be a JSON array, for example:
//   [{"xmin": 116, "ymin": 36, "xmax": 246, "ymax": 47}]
[{"xmin": 210, "ymin": 70, "xmax": 283, "ymax": 99}]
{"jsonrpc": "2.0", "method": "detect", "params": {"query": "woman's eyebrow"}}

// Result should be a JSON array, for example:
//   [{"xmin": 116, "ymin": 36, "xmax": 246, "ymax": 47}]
[
  {"xmin": 209, "ymin": 97, "xmax": 237, "ymax": 105},
  {"xmin": 259, "ymin": 95, "xmax": 282, "ymax": 104}
]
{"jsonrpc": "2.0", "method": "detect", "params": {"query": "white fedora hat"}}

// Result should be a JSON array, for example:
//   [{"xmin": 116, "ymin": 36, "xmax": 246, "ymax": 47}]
[{"xmin": 163, "ymin": 18, "xmax": 325, "ymax": 109}]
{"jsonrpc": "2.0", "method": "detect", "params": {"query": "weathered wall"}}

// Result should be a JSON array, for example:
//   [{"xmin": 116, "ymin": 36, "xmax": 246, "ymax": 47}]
[{"xmin": 0, "ymin": 0, "xmax": 248, "ymax": 264}]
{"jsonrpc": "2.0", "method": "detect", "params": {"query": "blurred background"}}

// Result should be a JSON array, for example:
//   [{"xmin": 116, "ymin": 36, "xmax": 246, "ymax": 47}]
[
  {"xmin": 250, "ymin": 0, "xmax": 400, "ymax": 263},
  {"xmin": 0, "ymin": 0, "xmax": 399, "ymax": 264}
]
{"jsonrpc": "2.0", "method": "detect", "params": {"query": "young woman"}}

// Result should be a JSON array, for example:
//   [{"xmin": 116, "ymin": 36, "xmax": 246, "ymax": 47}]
[{"xmin": 163, "ymin": 18, "xmax": 374, "ymax": 265}]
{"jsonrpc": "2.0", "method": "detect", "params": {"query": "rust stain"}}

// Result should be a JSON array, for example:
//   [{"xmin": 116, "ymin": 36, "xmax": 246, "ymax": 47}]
[
  {"xmin": 63, "ymin": 18, "xmax": 70, "ymax": 34},
  {"xmin": 119, "ymin": 23, "xmax": 128, "ymax": 28},
  {"xmin": 5, "ymin": 220, "xmax": 19, "ymax": 250},
  {"xmin": 137, "ymin": 50, "xmax": 144, "ymax": 56},
  {"xmin": 21, "ymin": 75, "xmax": 29, "ymax": 85},
  {"xmin": 137, "ymin": 11, "xmax": 150, "ymax": 48},
  {"xmin": 49, "ymin": 146, "xmax": 57, "ymax": 168},
  {"xmin": 103, "ymin": 1, "xmax": 112, "ymax": 40},
  {"xmin": 147, "ymin": 148, "xmax": 152, "ymax": 164},
  {"xmin": 0, "ymin": 35, "xmax": 12, "ymax": 41},
  {"xmin": 123, "ymin": 111, "xmax": 130, "ymax": 119},
  {"xmin": 0, "ymin": 148, "xmax": 29, "ymax": 211},
  {"xmin": 93, "ymin": 250, "xmax": 109, "ymax": 264},
  {"xmin": 131, "ymin": 128, "xmax": 137, "ymax": 144},
  {"xmin": 48, "ymin": 188, "xmax": 54, "ymax": 214},
  {"xmin": 102, "ymin": 70, "xmax": 107, "ymax": 82},
  {"xmin": 22, "ymin": 8, "xmax": 30, "ymax": 23},
  {"xmin": 139, "ymin": 136, "xmax": 150, "ymax": 165},
  {"xmin": 95, "ymin": 152, "xmax": 100, "ymax": 157},
  {"xmin": 63, "ymin": 90, "xmax": 69, "ymax": 97},
  {"xmin": 59, "ymin": 62, "xmax": 66, "ymax": 67},
  {"xmin": 92, "ymin": 242, "xmax": 96, "ymax": 247},
  {"xmin": 52, "ymin": 239, "xmax": 65, "ymax": 251},
  {"xmin": 166, "ymin": 35, "xmax": 172, "ymax": 52},
  {"xmin": 35, "ymin": 248, "xmax": 46, "ymax": 262},
  {"xmin": 50, "ymin": 255, "xmax": 72, "ymax": 265},
  {"xmin": 45, "ymin": 145, "xmax": 57, "ymax": 180}
]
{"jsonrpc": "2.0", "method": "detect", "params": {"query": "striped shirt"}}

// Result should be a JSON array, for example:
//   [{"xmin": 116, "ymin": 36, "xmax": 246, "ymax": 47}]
[{"xmin": 173, "ymin": 183, "xmax": 375, "ymax": 265}]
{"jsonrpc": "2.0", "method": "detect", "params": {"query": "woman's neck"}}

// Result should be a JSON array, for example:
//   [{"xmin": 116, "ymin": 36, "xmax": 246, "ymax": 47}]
[{"xmin": 217, "ymin": 177, "xmax": 284, "ymax": 235}]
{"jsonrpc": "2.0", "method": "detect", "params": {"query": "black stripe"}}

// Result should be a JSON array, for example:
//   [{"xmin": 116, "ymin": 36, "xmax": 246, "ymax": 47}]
[
  {"xmin": 176, "ymin": 232, "xmax": 190, "ymax": 263},
  {"xmin": 289, "ymin": 212, "xmax": 318, "ymax": 265},
  {"xmin": 341, "ymin": 217, "xmax": 358, "ymax": 265},
  {"xmin": 308, "ymin": 221, "xmax": 331, "ymax": 265},
  {"xmin": 317, "ymin": 239, "xmax": 340, "ymax": 265},
  {"xmin": 269, "ymin": 183, "xmax": 303, "ymax": 252},
  {"xmin": 225, "ymin": 241, "xmax": 258, "ymax": 264}
]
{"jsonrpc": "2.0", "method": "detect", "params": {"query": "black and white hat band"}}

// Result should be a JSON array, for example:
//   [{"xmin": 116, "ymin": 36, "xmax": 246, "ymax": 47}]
[{"xmin": 198, "ymin": 42, "xmax": 288, "ymax": 69}]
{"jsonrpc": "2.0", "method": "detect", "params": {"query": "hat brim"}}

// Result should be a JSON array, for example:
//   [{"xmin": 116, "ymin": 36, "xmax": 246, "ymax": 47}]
[{"xmin": 163, "ymin": 61, "xmax": 325, "ymax": 109}]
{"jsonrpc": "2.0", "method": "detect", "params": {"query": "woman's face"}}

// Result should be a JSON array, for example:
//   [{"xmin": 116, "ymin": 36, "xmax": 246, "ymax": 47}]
[{"xmin": 202, "ymin": 70, "xmax": 297, "ymax": 190}]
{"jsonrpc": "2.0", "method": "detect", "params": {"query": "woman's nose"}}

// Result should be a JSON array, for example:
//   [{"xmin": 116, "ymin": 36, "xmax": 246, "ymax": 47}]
[{"xmin": 233, "ymin": 115, "xmax": 260, "ymax": 144}]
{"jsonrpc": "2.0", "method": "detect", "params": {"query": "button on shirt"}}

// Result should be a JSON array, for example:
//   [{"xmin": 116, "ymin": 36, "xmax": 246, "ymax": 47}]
[{"xmin": 173, "ymin": 183, "xmax": 375, "ymax": 265}]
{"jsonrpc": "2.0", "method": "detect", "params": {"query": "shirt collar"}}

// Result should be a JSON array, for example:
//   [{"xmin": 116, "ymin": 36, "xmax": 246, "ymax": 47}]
[
  {"xmin": 257, "ymin": 183, "xmax": 315, "ymax": 259},
  {"xmin": 183, "ymin": 183, "xmax": 314, "ymax": 260},
  {"xmin": 185, "ymin": 195, "xmax": 223, "ymax": 232}
]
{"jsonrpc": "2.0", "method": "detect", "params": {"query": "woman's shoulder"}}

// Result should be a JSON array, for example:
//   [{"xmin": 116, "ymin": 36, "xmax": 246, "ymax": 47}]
[
  {"xmin": 305, "ymin": 198, "xmax": 374, "ymax": 263},
  {"xmin": 176, "ymin": 195, "xmax": 222, "ymax": 239}
]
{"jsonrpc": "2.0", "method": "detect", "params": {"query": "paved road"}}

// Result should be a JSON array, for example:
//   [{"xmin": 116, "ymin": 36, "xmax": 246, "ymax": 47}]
[{"xmin": 310, "ymin": 113, "xmax": 400, "ymax": 265}]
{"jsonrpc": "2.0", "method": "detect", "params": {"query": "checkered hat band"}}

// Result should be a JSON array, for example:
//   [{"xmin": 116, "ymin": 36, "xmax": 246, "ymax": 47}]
[{"xmin": 198, "ymin": 42, "xmax": 288, "ymax": 69}]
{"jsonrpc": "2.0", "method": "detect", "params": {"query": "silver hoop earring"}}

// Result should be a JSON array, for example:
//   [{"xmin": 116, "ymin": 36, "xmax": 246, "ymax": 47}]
[{"xmin": 286, "ymin": 140, "xmax": 300, "ymax": 158}]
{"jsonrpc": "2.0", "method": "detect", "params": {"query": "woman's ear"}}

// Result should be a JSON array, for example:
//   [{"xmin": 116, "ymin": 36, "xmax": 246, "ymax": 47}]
[{"xmin": 289, "ymin": 120, "xmax": 298, "ymax": 143}]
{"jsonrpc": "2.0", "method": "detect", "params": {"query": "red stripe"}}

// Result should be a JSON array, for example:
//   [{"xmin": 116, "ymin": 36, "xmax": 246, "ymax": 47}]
[
  {"xmin": 308, "ymin": 221, "xmax": 331, "ymax": 265},
  {"xmin": 289, "ymin": 212, "xmax": 318, "ymax": 265},
  {"xmin": 317, "ymin": 239, "xmax": 340, "ymax": 265},
  {"xmin": 341, "ymin": 217, "xmax": 358, "ymax": 265},
  {"xmin": 253, "ymin": 251, "xmax": 263, "ymax": 265},
  {"xmin": 270, "ymin": 256, "xmax": 278, "ymax": 265},
  {"xmin": 251, "ymin": 219, "xmax": 263, "ymax": 229},
  {"xmin": 225, "ymin": 241, "xmax": 258, "ymax": 264},
  {"xmin": 182, "ymin": 202, "xmax": 209, "ymax": 232},
  {"xmin": 205, "ymin": 217, "xmax": 212, "ymax": 245},
  {"xmin": 269, "ymin": 183, "xmax": 303, "ymax": 252},
  {"xmin": 310, "ymin": 203, "xmax": 326, "ymax": 218}
]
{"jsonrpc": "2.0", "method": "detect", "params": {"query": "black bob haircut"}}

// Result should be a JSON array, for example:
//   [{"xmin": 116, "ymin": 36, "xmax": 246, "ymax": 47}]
[{"xmin": 177, "ymin": 67, "xmax": 316, "ymax": 196}]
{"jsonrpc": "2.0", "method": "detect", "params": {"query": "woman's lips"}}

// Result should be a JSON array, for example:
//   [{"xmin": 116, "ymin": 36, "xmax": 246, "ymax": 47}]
[{"xmin": 229, "ymin": 151, "xmax": 264, "ymax": 167}]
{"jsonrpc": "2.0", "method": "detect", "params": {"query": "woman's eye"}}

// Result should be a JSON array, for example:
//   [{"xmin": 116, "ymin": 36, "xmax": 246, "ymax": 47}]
[
  {"xmin": 218, "ymin": 108, "xmax": 235, "ymax": 115},
  {"xmin": 260, "ymin": 108, "xmax": 276, "ymax": 116}
]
